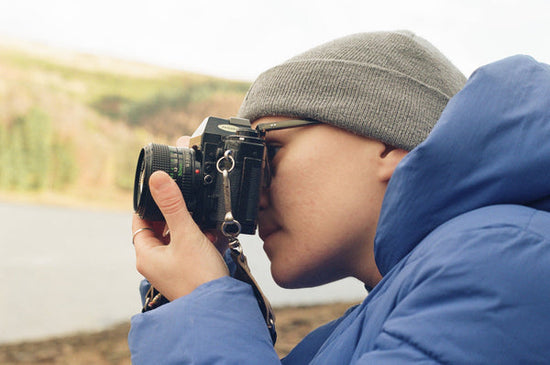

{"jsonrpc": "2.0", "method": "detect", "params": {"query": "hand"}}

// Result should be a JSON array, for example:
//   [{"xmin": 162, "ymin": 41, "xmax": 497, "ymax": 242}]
[
  {"xmin": 175, "ymin": 136, "xmax": 230, "ymax": 255},
  {"xmin": 132, "ymin": 136, "xmax": 229, "ymax": 301}
]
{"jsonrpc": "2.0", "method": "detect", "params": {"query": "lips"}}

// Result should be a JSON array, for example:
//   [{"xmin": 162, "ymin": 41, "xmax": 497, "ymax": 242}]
[
  {"xmin": 257, "ymin": 212, "xmax": 281, "ymax": 241},
  {"xmin": 258, "ymin": 223, "xmax": 278, "ymax": 241}
]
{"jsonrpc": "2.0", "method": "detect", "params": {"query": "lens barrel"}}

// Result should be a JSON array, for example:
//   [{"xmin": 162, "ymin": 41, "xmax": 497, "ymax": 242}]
[{"xmin": 133, "ymin": 143, "xmax": 198, "ymax": 221}]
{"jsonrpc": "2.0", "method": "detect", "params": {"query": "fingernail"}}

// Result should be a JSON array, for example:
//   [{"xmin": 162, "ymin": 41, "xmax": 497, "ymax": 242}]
[
  {"xmin": 205, "ymin": 231, "xmax": 216, "ymax": 243},
  {"xmin": 150, "ymin": 171, "xmax": 172, "ymax": 192}
]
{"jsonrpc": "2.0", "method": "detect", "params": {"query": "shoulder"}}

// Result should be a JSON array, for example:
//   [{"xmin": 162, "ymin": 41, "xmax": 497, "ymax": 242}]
[
  {"xmin": 377, "ymin": 205, "xmax": 550, "ymax": 363},
  {"xmin": 408, "ymin": 204, "xmax": 550, "ymax": 272},
  {"xmin": 397, "ymin": 205, "xmax": 550, "ymax": 300}
]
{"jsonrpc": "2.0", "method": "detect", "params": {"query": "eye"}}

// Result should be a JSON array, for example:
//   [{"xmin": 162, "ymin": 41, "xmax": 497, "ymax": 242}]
[
  {"xmin": 266, "ymin": 144, "xmax": 281, "ymax": 163},
  {"xmin": 262, "ymin": 144, "xmax": 282, "ymax": 188}
]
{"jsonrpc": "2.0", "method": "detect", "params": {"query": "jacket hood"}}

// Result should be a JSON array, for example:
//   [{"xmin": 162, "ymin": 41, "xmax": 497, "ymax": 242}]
[{"xmin": 374, "ymin": 55, "xmax": 550, "ymax": 276}]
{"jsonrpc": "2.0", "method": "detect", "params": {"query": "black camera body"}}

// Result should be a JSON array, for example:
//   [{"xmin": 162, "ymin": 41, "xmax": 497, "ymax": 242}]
[{"xmin": 134, "ymin": 116, "xmax": 265, "ymax": 235}]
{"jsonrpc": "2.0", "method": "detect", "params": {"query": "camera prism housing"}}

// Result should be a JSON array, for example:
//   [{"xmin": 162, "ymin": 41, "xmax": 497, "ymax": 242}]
[{"xmin": 134, "ymin": 116, "xmax": 265, "ymax": 235}]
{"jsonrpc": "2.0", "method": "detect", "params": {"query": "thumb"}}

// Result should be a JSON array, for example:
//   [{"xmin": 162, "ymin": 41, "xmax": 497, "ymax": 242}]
[{"xmin": 149, "ymin": 171, "xmax": 200, "ymax": 239}]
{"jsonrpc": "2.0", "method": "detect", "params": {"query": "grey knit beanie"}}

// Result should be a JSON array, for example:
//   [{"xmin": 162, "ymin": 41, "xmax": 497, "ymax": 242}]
[{"xmin": 238, "ymin": 31, "xmax": 466, "ymax": 151}]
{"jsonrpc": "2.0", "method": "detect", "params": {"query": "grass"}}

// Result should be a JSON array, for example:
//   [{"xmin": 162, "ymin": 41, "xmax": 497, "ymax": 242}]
[{"xmin": 0, "ymin": 39, "xmax": 248, "ymax": 209}]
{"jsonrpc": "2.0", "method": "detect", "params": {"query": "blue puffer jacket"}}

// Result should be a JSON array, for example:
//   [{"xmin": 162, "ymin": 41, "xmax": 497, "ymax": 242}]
[{"xmin": 129, "ymin": 55, "xmax": 550, "ymax": 364}]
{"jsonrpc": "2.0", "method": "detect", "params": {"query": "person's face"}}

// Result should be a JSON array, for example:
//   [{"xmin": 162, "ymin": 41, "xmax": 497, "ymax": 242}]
[{"xmin": 253, "ymin": 116, "xmax": 398, "ymax": 289}]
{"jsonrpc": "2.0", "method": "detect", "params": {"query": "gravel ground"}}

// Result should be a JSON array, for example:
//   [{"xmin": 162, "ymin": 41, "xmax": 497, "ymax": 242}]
[{"xmin": 0, "ymin": 301, "xmax": 359, "ymax": 364}]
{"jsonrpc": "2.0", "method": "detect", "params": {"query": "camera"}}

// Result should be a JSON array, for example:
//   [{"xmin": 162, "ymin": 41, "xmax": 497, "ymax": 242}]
[{"xmin": 133, "ymin": 116, "xmax": 265, "ymax": 235}]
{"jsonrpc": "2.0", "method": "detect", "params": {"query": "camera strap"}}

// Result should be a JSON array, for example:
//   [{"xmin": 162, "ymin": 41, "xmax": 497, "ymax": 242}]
[
  {"xmin": 229, "ymin": 239, "xmax": 277, "ymax": 344},
  {"xmin": 218, "ymin": 150, "xmax": 277, "ymax": 344}
]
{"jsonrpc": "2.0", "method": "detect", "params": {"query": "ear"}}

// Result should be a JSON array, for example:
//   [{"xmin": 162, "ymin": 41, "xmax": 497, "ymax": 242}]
[{"xmin": 378, "ymin": 145, "xmax": 407, "ymax": 183}]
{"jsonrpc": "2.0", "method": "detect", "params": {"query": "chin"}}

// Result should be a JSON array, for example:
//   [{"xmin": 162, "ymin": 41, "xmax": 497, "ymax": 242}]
[
  {"xmin": 272, "ymin": 275, "xmax": 300, "ymax": 289},
  {"xmin": 270, "ymin": 264, "xmax": 320, "ymax": 289},
  {"xmin": 270, "ymin": 265, "xmax": 300, "ymax": 289}
]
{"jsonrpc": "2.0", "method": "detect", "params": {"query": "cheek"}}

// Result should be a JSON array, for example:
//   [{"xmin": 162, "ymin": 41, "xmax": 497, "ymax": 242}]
[
  {"xmin": 273, "ymin": 152, "xmax": 379, "ymax": 245},
  {"xmin": 270, "ymin": 153, "xmax": 324, "ymax": 216}
]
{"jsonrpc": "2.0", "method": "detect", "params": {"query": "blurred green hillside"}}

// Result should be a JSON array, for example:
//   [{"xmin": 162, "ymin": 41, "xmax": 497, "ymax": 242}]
[{"xmin": 0, "ymin": 38, "xmax": 249, "ymax": 210}]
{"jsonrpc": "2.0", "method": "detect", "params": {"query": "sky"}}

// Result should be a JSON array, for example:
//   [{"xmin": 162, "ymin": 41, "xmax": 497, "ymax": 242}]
[{"xmin": 0, "ymin": 0, "xmax": 549, "ymax": 81}]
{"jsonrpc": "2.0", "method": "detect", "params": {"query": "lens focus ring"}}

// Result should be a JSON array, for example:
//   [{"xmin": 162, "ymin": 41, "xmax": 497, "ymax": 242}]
[
  {"xmin": 133, "ymin": 143, "xmax": 198, "ymax": 221},
  {"xmin": 150, "ymin": 144, "xmax": 171, "ymax": 175}
]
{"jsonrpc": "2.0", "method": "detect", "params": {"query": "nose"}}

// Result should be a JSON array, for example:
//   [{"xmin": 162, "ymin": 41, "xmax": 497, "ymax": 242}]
[{"xmin": 259, "ymin": 185, "xmax": 270, "ymax": 211}]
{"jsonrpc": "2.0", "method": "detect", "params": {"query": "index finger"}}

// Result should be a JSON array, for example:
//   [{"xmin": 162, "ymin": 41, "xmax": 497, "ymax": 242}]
[
  {"xmin": 176, "ymin": 136, "xmax": 190, "ymax": 148},
  {"xmin": 132, "ymin": 214, "xmax": 162, "ymax": 249}
]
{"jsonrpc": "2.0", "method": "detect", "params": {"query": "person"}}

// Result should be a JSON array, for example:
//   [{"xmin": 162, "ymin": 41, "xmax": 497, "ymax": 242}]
[{"xmin": 128, "ymin": 31, "xmax": 550, "ymax": 363}]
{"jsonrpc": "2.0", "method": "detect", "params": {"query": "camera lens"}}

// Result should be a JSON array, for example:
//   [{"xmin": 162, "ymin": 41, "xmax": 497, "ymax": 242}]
[{"xmin": 133, "ymin": 143, "xmax": 199, "ymax": 221}]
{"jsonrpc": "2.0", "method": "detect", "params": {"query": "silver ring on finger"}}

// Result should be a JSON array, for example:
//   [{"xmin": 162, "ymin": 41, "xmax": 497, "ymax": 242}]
[{"xmin": 132, "ymin": 227, "xmax": 153, "ymax": 245}]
